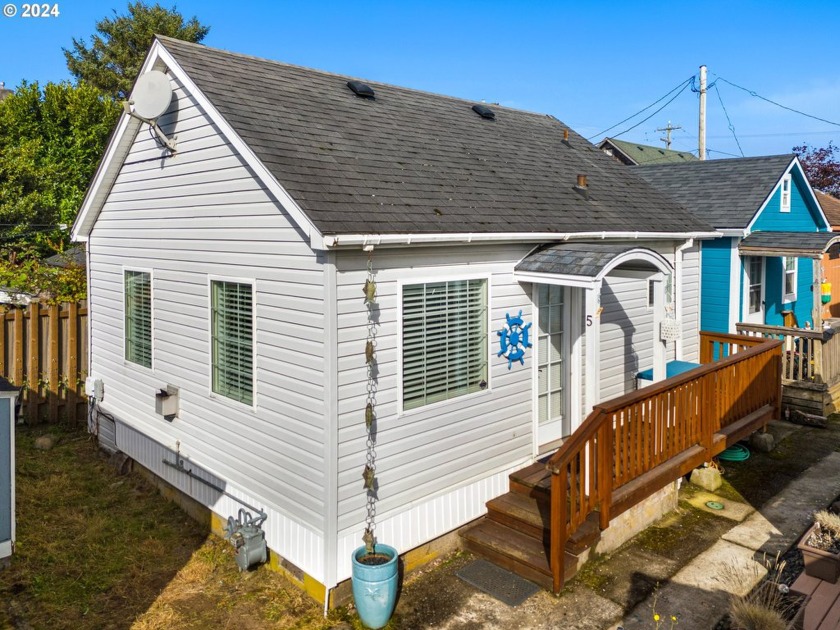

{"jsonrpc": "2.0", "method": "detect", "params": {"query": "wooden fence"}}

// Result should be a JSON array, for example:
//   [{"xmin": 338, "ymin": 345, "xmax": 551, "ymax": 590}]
[{"xmin": 0, "ymin": 301, "xmax": 88, "ymax": 424}]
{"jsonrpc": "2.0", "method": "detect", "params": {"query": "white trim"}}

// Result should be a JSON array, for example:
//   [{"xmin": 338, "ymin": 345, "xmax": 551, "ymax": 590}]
[
  {"xmin": 584, "ymin": 284, "xmax": 601, "ymax": 409},
  {"xmin": 532, "ymin": 284, "xmax": 571, "ymax": 448},
  {"xmin": 568, "ymin": 288, "xmax": 583, "ymax": 431},
  {"xmin": 71, "ymin": 112, "xmax": 140, "ymax": 241},
  {"xmin": 207, "ymin": 275, "xmax": 258, "ymax": 412},
  {"xmin": 122, "ymin": 266, "xmax": 155, "ymax": 372},
  {"xmin": 782, "ymin": 256, "xmax": 798, "ymax": 304},
  {"xmin": 72, "ymin": 40, "xmax": 324, "ymax": 249},
  {"xmin": 326, "ymin": 231, "xmax": 722, "ymax": 249},
  {"xmin": 673, "ymin": 238, "xmax": 695, "ymax": 360},
  {"xmin": 780, "ymin": 174, "xmax": 792, "ymax": 212},
  {"xmin": 741, "ymin": 256, "xmax": 766, "ymax": 325},
  {"xmin": 395, "ymin": 273, "xmax": 493, "ymax": 417},
  {"xmin": 728, "ymin": 238, "xmax": 741, "ymax": 332},
  {"xmin": 322, "ymin": 253, "xmax": 339, "ymax": 590},
  {"xmin": 515, "ymin": 271, "xmax": 597, "ymax": 289}
]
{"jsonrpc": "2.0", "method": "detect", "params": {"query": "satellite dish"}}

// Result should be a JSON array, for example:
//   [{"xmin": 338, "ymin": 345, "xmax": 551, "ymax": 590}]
[{"xmin": 132, "ymin": 70, "xmax": 173, "ymax": 119}]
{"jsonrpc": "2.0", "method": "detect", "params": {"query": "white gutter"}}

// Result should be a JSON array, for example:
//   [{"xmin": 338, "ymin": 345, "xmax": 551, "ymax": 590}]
[
  {"xmin": 324, "ymin": 231, "xmax": 721, "ymax": 249},
  {"xmin": 718, "ymin": 228, "xmax": 748, "ymax": 238}
]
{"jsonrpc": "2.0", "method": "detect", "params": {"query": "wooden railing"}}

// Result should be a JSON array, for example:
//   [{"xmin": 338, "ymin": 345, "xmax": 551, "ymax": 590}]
[
  {"xmin": 736, "ymin": 323, "xmax": 825, "ymax": 383},
  {"xmin": 0, "ymin": 302, "xmax": 88, "ymax": 424},
  {"xmin": 545, "ymin": 332, "xmax": 782, "ymax": 592}
]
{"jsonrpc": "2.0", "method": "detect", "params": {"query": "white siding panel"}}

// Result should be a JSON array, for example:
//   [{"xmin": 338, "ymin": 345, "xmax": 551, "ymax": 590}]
[
  {"xmin": 599, "ymin": 274, "xmax": 655, "ymax": 402},
  {"xmin": 116, "ymin": 422, "xmax": 325, "ymax": 583},
  {"xmin": 681, "ymin": 245, "xmax": 701, "ymax": 363},
  {"xmin": 335, "ymin": 461, "xmax": 522, "ymax": 582},
  {"xmin": 87, "ymin": 70, "xmax": 328, "ymax": 571},
  {"xmin": 335, "ymin": 245, "xmax": 538, "ymax": 532}
]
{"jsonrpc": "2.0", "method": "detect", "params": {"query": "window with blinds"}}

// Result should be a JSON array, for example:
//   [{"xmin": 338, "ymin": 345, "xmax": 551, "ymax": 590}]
[
  {"xmin": 211, "ymin": 281, "xmax": 254, "ymax": 405},
  {"xmin": 124, "ymin": 270, "xmax": 152, "ymax": 368},
  {"xmin": 402, "ymin": 279, "xmax": 488, "ymax": 411}
]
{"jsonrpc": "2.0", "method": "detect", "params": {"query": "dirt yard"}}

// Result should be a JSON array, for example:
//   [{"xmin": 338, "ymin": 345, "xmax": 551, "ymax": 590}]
[{"xmin": 0, "ymin": 425, "xmax": 357, "ymax": 630}]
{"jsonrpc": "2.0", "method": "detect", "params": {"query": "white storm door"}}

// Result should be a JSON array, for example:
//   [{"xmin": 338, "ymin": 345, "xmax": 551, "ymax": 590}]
[
  {"xmin": 743, "ymin": 256, "xmax": 765, "ymax": 325},
  {"xmin": 536, "ymin": 284, "xmax": 570, "ymax": 447}
]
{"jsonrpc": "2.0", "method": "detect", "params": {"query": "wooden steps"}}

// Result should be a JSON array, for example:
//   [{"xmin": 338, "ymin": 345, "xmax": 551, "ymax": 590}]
[{"xmin": 460, "ymin": 461, "xmax": 601, "ymax": 590}]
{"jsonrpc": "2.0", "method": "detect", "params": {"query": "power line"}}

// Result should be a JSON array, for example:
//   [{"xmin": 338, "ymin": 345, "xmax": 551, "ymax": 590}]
[
  {"xmin": 706, "ymin": 148, "xmax": 744, "ymax": 158},
  {"xmin": 587, "ymin": 77, "xmax": 693, "ymax": 141},
  {"xmin": 714, "ymin": 75, "xmax": 840, "ymax": 127},
  {"xmin": 714, "ymin": 84, "xmax": 744, "ymax": 157},
  {"xmin": 610, "ymin": 81, "xmax": 692, "ymax": 140}
]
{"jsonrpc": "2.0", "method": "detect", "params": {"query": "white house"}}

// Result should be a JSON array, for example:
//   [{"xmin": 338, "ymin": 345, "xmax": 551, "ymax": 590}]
[{"xmin": 72, "ymin": 37, "xmax": 718, "ymax": 603}]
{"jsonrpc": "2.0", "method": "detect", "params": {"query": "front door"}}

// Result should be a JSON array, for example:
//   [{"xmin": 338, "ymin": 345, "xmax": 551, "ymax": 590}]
[
  {"xmin": 744, "ymin": 256, "xmax": 765, "ymax": 325},
  {"xmin": 536, "ymin": 284, "xmax": 570, "ymax": 447}
]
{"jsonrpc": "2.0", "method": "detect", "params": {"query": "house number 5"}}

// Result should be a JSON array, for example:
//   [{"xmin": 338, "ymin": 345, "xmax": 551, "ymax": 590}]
[{"xmin": 586, "ymin": 315, "xmax": 593, "ymax": 327}]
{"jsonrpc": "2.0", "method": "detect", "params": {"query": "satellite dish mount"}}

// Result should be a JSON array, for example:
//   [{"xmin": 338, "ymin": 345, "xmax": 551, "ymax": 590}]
[{"xmin": 124, "ymin": 70, "xmax": 177, "ymax": 152}]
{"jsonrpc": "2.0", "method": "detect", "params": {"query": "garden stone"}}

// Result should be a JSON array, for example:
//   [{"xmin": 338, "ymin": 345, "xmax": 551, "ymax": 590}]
[
  {"xmin": 750, "ymin": 431, "xmax": 774, "ymax": 453},
  {"xmin": 34, "ymin": 435, "xmax": 55, "ymax": 450},
  {"xmin": 689, "ymin": 466, "xmax": 721, "ymax": 492}
]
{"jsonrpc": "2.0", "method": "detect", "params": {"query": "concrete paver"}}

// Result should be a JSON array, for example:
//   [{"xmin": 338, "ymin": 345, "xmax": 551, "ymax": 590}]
[{"xmin": 685, "ymin": 490, "xmax": 755, "ymax": 522}]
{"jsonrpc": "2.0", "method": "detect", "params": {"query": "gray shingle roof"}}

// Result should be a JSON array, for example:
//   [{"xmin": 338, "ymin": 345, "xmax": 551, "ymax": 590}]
[
  {"xmin": 515, "ymin": 242, "xmax": 659, "ymax": 278},
  {"xmin": 634, "ymin": 155, "xmax": 795, "ymax": 229},
  {"xmin": 157, "ymin": 37, "xmax": 712, "ymax": 237},
  {"xmin": 738, "ymin": 231, "xmax": 840, "ymax": 258}
]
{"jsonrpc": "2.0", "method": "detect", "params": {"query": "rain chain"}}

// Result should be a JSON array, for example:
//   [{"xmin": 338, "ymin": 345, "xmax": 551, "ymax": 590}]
[{"xmin": 361, "ymin": 248, "xmax": 378, "ymax": 553}]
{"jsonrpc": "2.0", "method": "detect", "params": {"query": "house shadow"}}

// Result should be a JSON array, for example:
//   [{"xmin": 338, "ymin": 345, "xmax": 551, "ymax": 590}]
[{"xmin": 0, "ymin": 425, "xmax": 262, "ymax": 629}]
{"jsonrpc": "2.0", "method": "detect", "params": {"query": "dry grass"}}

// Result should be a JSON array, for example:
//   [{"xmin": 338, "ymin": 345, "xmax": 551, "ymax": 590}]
[
  {"xmin": 814, "ymin": 509, "xmax": 840, "ymax": 536},
  {"xmin": 721, "ymin": 553, "xmax": 800, "ymax": 630},
  {"xmin": 0, "ymin": 425, "xmax": 358, "ymax": 629},
  {"xmin": 728, "ymin": 599, "xmax": 787, "ymax": 630}
]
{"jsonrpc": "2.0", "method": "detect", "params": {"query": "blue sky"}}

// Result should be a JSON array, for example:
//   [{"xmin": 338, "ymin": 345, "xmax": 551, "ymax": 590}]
[{"xmin": 1, "ymin": 0, "xmax": 838, "ymax": 158}]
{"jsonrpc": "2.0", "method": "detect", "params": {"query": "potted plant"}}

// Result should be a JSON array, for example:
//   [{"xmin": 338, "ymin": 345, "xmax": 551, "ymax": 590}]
[{"xmin": 798, "ymin": 510, "xmax": 840, "ymax": 583}]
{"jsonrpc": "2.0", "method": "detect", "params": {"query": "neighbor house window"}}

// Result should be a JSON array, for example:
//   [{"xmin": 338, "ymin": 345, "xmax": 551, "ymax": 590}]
[
  {"xmin": 124, "ymin": 270, "xmax": 152, "ymax": 368},
  {"xmin": 782, "ymin": 257, "xmax": 797, "ymax": 303},
  {"xmin": 402, "ymin": 279, "xmax": 488, "ymax": 410},
  {"xmin": 781, "ymin": 175, "xmax": 791, "ymax": 212},
  {"xmin": 211, "ymin": 280, "xmax": 253, "ymax": 405}
]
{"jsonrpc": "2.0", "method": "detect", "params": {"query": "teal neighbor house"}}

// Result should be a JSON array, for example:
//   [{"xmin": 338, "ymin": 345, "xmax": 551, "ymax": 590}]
[{"xmin": 637, "ymin": 155, "xmax": 835, "ymax": 333}]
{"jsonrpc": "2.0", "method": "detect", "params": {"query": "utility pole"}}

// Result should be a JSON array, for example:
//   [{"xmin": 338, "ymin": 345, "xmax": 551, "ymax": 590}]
[
  {"xmin": 656, "ymin": 121, "xmax": 682, "ymax": 150},
  {"xmin": 698, "ymin": 65, "xmax": 707, "ymax": 160}
]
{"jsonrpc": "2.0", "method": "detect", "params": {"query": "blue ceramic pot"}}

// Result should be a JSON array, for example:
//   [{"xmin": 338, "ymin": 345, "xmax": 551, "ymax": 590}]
[{"xmin": 351, "ymin": 544, "xmax": 399, "ymax": 629}]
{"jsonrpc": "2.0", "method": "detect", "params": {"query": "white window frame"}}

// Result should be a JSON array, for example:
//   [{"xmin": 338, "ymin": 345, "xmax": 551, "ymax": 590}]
[
  {"xmin": 397, "ymin": 272, "xmax": 492, "ymax": 415},
  {"xmin": 207, "ymin": 276, "xmax": 257, "ymax": 411},
  {"xmin": 781, "ymin": 174, "xmax": 792, "ymax": 212},
  {"xmin": 782, "ymin": 257, "xmax": 797, "ymax": 303},
  {"xmin": 122, "ymin": 266, "xmax": 154, "ymax": 371}
]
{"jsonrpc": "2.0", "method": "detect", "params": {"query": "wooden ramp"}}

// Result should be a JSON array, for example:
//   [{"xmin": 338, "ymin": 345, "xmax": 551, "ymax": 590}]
[{"xmin": 462, "ymin": 332, "xmax": 783, "ymax": 593}]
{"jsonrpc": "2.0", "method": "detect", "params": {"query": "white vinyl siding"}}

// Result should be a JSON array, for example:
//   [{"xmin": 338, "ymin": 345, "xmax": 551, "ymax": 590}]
[
  {"xmin": 124, "ymin": 270, "xmax": 152, "ymax": 368},
  {"xmin": 335, "ymin": 246, "xmax": 534, "ymax": 535},
  {"xmin": 402, "ymin": 279, "xmax": 488, "ymax": 410},
  {"xmin": 599, "ymin": 273, "xmax": 655, "ymax": 402},
  {"xmin": 211, "ymin": 280, "xmax": 254, "ymax": 405},
  {"xmin": 86, "ymin": 73, "xmax": 328, "ymax": 581}
]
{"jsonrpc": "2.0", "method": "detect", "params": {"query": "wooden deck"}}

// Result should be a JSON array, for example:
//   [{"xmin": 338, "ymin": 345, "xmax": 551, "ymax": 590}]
[
  {"xmin": 792, "ymin": 571, "xmax": 840, "ymax": 629},
  {"xmin": 462, "ymin": 332, "xmax": 784, "ymax": 593}
]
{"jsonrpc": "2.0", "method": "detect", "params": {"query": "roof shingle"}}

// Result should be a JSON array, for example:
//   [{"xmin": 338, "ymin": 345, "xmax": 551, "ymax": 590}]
[{"xmin": 157, "ymin": 37, "xmax": 712, "ymax": 237}]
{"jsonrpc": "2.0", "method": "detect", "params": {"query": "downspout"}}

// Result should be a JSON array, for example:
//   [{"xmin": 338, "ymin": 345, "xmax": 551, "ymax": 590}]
[{"xmin": 674, "ymin": 239, "xmax": 694, "ymax": 360}]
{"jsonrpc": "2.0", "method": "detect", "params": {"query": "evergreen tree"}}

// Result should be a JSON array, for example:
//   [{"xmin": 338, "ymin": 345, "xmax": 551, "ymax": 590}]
[{"xmin": 63, "ymin": 2, "xmax": 209, "ymax": 100}]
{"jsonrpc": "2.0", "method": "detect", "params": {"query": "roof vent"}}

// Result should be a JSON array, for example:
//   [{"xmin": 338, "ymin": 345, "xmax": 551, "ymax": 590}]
[
  {"xmin": 347, "ymin": 81, "xmax": 375, "ymax": 99},
  {"xmin": 472, "ymin": 104, "xmax": 495, "ymax": 120}
]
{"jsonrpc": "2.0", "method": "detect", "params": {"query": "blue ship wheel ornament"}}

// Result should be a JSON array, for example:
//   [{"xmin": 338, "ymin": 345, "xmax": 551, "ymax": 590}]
[{"xmin": 497, "ymin": 310, "xmax": 532, "ymax": 369}]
